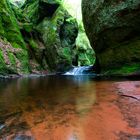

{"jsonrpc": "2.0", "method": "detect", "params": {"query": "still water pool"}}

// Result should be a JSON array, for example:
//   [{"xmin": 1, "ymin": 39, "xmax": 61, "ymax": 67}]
[{"xmin": 0, "ymin": 76, "xmax": 140, "ymax": 140}]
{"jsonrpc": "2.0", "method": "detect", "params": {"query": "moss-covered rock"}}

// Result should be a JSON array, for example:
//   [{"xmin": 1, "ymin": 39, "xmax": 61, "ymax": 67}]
[
  {"xmin": 0, "ymin": 0, "xmax": 26, "ymax": 49},
  {"xmin": 1, "ymin": 0, "xmax": 94, "ymax": 75},
  {"xmin": 10, "ymin": 0, "xmax": 79, "ymax": 72},
  {"xmin": 0, "ymin": 39, "xmax": 29, "ymax": 74},
  {"xmin": 0, "ymin": 0, "xmax": 30, "ymax": 75},
  {"xmin": 82, "ymin": 0, "xmax": 140, "ymax": 74},
  {"xmin": 36, "ymin": 6, "xmax": 78, "ymax": 71}
]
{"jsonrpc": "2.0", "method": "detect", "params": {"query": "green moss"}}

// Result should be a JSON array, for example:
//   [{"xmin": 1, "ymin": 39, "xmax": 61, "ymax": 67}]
[
  {"xmin": 86, "ymin": 48, "xmax": 95, "ymax": 64},
  {"xmin": 76, "ymin": 26, "xmax": 95, "ymax": 66},
  {"xmin": 0, "ymin": 18, "xmax": 5, "ymax": 37},
  {"xmin": 78, "ymin": 53, "xmax": 90, "ymax": 66},
  {"xmin": 59, "ymin": 47, "xmax": 72, "ymax": 62},
  {"xmin": 36, "ymin": 6, "xmax": 71, "ymax": 70},
  {"xmin": 21, "ymin": 0, "xmax": 39, "ymax": 23},
  {"xmin": 0, "ymin": 49, "xmax": 16, "ymax": 74},
  {"xmin": 16, "ymin": 50, "xmax": 29, "ymax": 73},
  {"xmin": 29, "ymin": 39, "xmax": 38, "ymax": 49},
  {"xmin": 22, "ymin": 23, "xmax": 33, "ymax": 32},
  {"xmin": 11, "ymin": 42, "xmax": 21, "ymax": 48},
  {"xmin": 8, "ymin": 52, "xmax": 16, "ymax": 65},
  {"xmin": 8, "ymin": 51, "xmax": 16, "ymax": 71},
  {"xmin": 0, "ymin": 0, "xmax": 26, "ymax": 49},
  {"xmin": 0, "ymin": 49, "xmax": 6, "ymax": 73},
  {"xmin": 104, "ymin": 64, "xmax": 140, "ymax": 75}
]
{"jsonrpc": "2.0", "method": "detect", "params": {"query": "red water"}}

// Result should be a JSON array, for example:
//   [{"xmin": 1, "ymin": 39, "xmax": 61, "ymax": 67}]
[{"xmin": 0, "ymin": 76, "xmax": 140, "ymax": 140}]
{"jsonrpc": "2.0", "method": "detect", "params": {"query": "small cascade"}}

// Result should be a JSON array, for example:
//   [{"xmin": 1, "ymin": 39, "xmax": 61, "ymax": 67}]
[{"xmin": 64, "ymin": 66, "xmax": 95, "ymax": 75}]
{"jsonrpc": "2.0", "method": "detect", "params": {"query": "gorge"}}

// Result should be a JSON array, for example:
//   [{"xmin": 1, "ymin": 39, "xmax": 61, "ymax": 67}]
[{"xmin": 0, "ymin": 0, "xmax": 140, "ymax": 139}]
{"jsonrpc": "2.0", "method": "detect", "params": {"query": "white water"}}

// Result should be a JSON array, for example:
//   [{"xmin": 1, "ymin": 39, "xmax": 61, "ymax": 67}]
[{"xmin": 64, "ymin": 66, "xmax": 94, "ymax": 75}]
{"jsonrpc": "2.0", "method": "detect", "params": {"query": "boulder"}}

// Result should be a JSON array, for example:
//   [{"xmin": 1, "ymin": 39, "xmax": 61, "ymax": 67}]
[{"xmin": 82, "ymin": 0, "xmax": 140, "ymax": 74}]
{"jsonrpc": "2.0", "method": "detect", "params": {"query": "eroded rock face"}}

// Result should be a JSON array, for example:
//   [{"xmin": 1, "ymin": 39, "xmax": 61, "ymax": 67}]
[{"xmin": 82, "ymin": 0, "xmax": 140, "ymax": 74}]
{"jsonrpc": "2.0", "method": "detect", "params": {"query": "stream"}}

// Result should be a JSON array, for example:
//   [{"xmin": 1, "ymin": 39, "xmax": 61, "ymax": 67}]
[{"xmin": 0, "ymin": 75, "xmax": 140, "ymax": 140}]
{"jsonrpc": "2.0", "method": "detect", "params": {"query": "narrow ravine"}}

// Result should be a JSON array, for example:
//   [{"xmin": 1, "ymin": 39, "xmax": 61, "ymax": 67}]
[{"xmin": 1, "ymin": 0, "xmax": 140, "ymax": 140}]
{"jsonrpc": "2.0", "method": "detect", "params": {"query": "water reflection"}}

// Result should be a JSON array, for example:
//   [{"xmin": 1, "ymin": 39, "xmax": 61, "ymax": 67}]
[
  {"xmin": 0, "ymin": 76, "xmax": 97, "ymax": 139},
  {"xmin": 1, "ymin": 77, "xmax": 140, "ymax": 140}
]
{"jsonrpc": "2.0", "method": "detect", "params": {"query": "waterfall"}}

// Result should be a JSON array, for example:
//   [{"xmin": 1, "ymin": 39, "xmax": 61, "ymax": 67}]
[{"xmin": 64, "ymin": 66, "xmax": 95, "ymax": 75}]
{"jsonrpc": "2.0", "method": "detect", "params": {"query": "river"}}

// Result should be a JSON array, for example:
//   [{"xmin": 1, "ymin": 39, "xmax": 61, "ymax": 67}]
[{"xmin": 0, "ymin": 76, "xmax": 140, "ymax": 140}]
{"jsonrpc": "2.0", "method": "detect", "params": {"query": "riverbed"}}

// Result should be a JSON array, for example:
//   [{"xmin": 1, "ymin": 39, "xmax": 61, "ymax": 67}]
[{"xmin": 0, "ymin": 76, "xmax": 140, "ymax": 140}]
